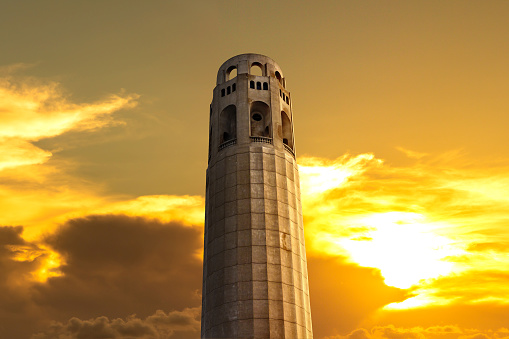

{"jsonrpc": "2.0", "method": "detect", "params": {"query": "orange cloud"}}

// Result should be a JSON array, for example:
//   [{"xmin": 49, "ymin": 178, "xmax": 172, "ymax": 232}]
[
  {"xmin": 326, "ymin": 325, "xmax": 509, "ymax": 339},
  {"xmin": 0, "ymin": 67, "xmax": 138, "ymax": 171},
  {"xmin": 90, "ymin": 195, "xmax": 205, "ymax": 227},
  {"xmin": 0, "ymin": 216, "xmax": 204, "ymax": 338},
  {"xmin": 0, "ymin": 67, "xmax": 208, "ymax": 243},
  {"xmin": 2, "ymin": 67, "xmax": 508, "ymax": 335},
  {"xmin": 32, "ymin": 308, "xmax": 201, "ymax": 339},
  {"xmin": 0, "ymin": 159, "xmax": 204, "ymax": 240},
  {"xmin": 0, "ymin": 69, "xmax": 138, "ymax": 238},
  {"xmin": 298, "ymin": 152, "xmax": 509, "ymax": 310}
]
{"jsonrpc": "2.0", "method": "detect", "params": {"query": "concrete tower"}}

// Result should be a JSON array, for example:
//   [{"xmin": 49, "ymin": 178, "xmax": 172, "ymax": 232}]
[{"xmin": 202, "ymin": 54, "xmax": 312, "ymax": 338}]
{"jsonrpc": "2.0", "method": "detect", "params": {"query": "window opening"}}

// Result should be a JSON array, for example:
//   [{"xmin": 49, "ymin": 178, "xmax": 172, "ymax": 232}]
[
  {"xmin": 286, "ymin": 97, "xmax": 289, "ymax": 104},
  {"xmin": 250, "ymin": 81, "xmax": 255, "ymax": 89},
  {"xmin": 281, "ymin": 111, "xmax": 293, "ymax": 149},
  {"xmin": 250, "ymin": 63, "xmax": 263, "ymax": 76},
  {"xmin": 226, "ymin": 66, "xmax": 237, "ymax": 81},
  {"xmin": 227, "ymin": 86, "xmax": 231, "ymax": 95},
  {"xmin": 232, "ymin": 83, "xmax": 236, "ymax": 92},
  {"xmin": 256, "ymin": 82, "xmax": 261, "ymax": 90},
  {"xmin": 221, "ymin": 89, "xmax": 225, "ymax": 97},
  {"xmin": 275, "ymin": 71, "xmax": 282, "ymax": 84},
  {"xmin": 263, "ymin": 82, "xmax": 268, "ymax": 90},
  {"xmin": 250, "ymin": 101, "xmax": 272, "ymax": 138},
  {"xmin": 219, "ymin": 105, "xmax": 237, "ymax": 144}
]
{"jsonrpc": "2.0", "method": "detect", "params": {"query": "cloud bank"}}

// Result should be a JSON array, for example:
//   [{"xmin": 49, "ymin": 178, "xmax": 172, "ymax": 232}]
[
  {"xmin": 32, "ymin": 308, "xmax": 200, "ymax": 339},
  {"xmin": 0, "ymin": 215, "xmax": 203, "ymax": 338},
  {"xmin": 327, "ymin": 325, "xmax": 509, "ymax": 339}
]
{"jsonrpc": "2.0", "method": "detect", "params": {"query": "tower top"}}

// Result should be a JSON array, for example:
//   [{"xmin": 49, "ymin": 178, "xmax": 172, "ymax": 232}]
[{"xmin": 216, "ymin": 53, "xmax": 285, "ymax": 86}]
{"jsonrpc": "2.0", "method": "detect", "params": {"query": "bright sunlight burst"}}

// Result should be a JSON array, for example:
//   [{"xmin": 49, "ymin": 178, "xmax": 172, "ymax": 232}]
[{"xmin": 337, "ymin": 212, "xmax": 463, "ymax": 289}]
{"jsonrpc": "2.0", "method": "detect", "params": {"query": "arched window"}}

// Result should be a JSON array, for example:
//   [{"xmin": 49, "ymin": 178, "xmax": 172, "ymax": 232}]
[
  {"xmin": 250, "ymin": 63, "xmax": 263, "ymax": 76},
  {"xmin": 226, "ymin": 66, "xmax": 237, "ymax": 81},
  {"xmin": 275, "ymin": 71, "xmax": 282, "ymax": 84},
  {"xmin": 281, "ymin": 111, "xmax": 293, "ymax": 149},
  {"xmin": 250, "ymin": 101, "xmax": 271, "ymax": 138},
  {"xmin": 256, "ymin": 82, "xmax": 261, "ymax": 90},
  {"xmin": 263, "ymin": 82, "xmax": 268, "ymax": 90},
  {"xmin": 227, "ymin": 86, "xmax": 231, "ymax": 95},
  {"xmin": 219, "ymin": 105, "xmax": 237, "ymax": 144},
  {"xmin": 232, "ymin": 83, "xmax": 236, "ymax": 92},
  {"xmin": 221, "ymin": 89, "xmax": 225, "ymax": 97}
]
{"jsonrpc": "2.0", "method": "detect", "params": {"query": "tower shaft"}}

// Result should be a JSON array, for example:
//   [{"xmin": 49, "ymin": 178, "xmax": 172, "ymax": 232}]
[{"xmin": 202, "ymin": 54, "xmax": 312, "ymax": 338}]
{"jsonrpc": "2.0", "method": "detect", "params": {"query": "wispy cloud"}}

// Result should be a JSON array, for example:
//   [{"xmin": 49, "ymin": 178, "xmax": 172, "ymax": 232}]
[
  {"xmin": 0, "ymin": 67, "xmax": 142, "ymax": 238},
  {"xmin": 0, "ymin": 68, "xmax": 138, "ymax": 170}
]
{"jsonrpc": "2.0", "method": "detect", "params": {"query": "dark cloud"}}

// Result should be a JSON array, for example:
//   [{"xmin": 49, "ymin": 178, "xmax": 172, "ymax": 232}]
[
  {"xmin": 307, "ymin": 256, "xmax": 410, "ymax": 338},
  {"xmin": 371, "ymin": 325, "xmax": 425, "ymax": 339},
  {"xmin": 327, "ymin": 325, "xmax": 504, "ymax": 339},
  {"xmin": 0, "ymin": 226, "xmax": 26, "ymax": 246},
  {"xmin": 32, "ymin": 307, "xmax": 200, "ymax": 339},
  {"xmin": 345, "ymin": 328, "xmax": 371, "ymax": 339},
  {"xmin": 0, "ymin": 226, "xmax": 48, "ymax": 338},
  {"xmin": 376, "ymin": 303, "xmax": 509, "ymax": 335},
  {"xmin": 0, "ymin": 215, "xmax": 203, "ymax": 338},
  {"xmin": 2, "ymin": 213, "xmax": 508, "ymax": 339},
  {"xmin": 35, "ymin": 215, "xmax": 203, "ymax": 320},
  {"xmin": 424, "ymin": 325, "xmax": 462, "ymax": 334}
]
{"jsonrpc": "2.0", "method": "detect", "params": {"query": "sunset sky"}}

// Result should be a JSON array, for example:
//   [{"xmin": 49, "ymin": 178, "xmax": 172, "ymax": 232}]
[{"xmin": 1, "ymin": 1, "xmax": 509, "ymax": 338}]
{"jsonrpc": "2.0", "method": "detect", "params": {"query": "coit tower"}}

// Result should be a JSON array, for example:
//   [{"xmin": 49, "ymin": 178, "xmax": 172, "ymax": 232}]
[{"xmin": 202, "ymin": 54, "xmax": 313, "ymax": 338}]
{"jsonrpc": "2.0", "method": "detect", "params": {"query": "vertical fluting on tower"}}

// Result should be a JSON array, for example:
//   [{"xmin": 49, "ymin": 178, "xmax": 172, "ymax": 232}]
[{"xmin": 202, "ymin": 54, "xmax": 313, "ymax": 338}]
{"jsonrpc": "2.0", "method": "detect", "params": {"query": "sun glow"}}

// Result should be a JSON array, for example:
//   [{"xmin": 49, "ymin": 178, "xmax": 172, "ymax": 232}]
[
  {"xmin": 299, "ymin": 152, "xmax": 509, "ymax": 309},
  {"xmin": 33, "ymin": 248, "xmax": 64, "ymax": 282},
  {"xmin": 299, "ymin": 154, "xmax": 381, "ymax": 195},
  {"xmin": 8, "ymin": 244, "xmax": 63, "ymax": 282},
  {"xmin": 337, "ymin": 212, "xmax": 462, "ymax": 289}
]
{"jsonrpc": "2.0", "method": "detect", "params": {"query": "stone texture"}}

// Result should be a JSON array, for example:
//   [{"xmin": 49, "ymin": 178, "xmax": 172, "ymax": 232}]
[{"xmin": 202, "ymin": 54, "xmax": 312, "ymax": 339}]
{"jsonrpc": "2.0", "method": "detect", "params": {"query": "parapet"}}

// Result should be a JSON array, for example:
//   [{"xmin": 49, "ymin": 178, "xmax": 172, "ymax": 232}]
[{"xmin": 216, "ymin": 53, "xmax": 286, "ymax": 88}]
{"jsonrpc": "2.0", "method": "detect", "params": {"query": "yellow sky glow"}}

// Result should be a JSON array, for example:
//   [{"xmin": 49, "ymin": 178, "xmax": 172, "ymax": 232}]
[
  {"xmin": 299, "ymin": 153, "xmax": 509, "ymax": 310},
  {"xmin": 2, "ymin": 1, "xmax": 509, "ymax": 337}
]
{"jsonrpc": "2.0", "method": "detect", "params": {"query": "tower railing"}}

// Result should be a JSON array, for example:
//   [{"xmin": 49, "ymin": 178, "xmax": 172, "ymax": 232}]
[
  {"xmin": 250, "ymin": 136, "xmax": 273, "ymax": 145},
  {"xmin": 283, "ymin": 143, "xmax": 295, "ymax": 158},
  {"xmin": 218, "ymin": 139, "xmax": 237, "ymax": 151}
]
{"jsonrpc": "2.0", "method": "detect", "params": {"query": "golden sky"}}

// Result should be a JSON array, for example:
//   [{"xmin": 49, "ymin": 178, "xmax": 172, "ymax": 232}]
[{"xmin": 1, "ymin": 1, "xmax": 509, "ymax": 338}]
